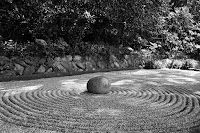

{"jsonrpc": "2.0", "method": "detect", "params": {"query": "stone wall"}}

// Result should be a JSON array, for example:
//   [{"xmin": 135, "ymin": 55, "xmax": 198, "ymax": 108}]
[{"xmin": 0, "ymin": 53, "xmax": 143, "ymax": 78}]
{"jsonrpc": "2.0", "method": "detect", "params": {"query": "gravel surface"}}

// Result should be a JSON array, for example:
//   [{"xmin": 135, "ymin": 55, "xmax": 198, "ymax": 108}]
[{"xmin": 0, "ymin": 69, "xmax": 200, "ymax": 133}]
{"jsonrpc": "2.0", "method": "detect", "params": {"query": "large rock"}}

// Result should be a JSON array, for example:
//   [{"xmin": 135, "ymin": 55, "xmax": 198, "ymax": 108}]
[
  {"xmin": 121, "ymin": 59, "xmax": 129, "ymax": 68},
  {"xmin": 24, "ymin": 58, "xmax": 34, "ymax": 66},
  {"xmin": 12, "ymin": 58, "xmax": 29, "ymax": 67},
  {"xmin": 24, "ymin": 56, "xmax": 40, "ymax": 67},
  {"xmin": 14, "ymin": 63, "xmax": 24, "ymax": 75},
  {"xmin": 37, "ymin": 65, "xmax": 46, "ymax": 73},
  {"xmin": 52, "ymin": 61, "xmax": 67, "ymax": 72},
  {"xmin": 87, "ymin": 76, "xmax": 111, "ymax": 94},
  {"xmin": 1, "ymin": 62, "xmax": 15, "ymax": 71},
  {"xmin": 124, "ymin": 55, "xmax": 133, "ymax": 66},
  {"xmin": 0, "ymin": 70, "xmax": 16, "ymax": 76},
  {"xmin": 39, "ymin": 58, "xmax": 46, "ymax": 65},
  {"xmin": 110, "ymin": 55, "xmax": 120, "ymax": 68},
  {"xmin": 46, "ymin": 58, "xmax": 54, "ymax": 67},
  {"xmin": 71, "ymin": 62, "xmax": 79, "ymax": 71},
  {"xmin": 35, "ymin": 39, "xmax": 48, "ymax": 46},
  {"xmin": 0, "ymin": 56, "xmax": 9, "ymax": 65},
  {"xmin": 60, "ymin": 61, "xmax": 73, "ymax": 72},
  {"xmin": 23, "ymin": 66, "xmax": 35, "ymax": 75},
  {"xmin": 75, "ymin": 62, "xmax": 85, "ymax": 70},
  {"xmin": 46, "ymin": 68, "xmax": 53, "ymax": 73},
  {"xmin": 113, "ymin": 61, "xmax": 120, "ymax": 68}
]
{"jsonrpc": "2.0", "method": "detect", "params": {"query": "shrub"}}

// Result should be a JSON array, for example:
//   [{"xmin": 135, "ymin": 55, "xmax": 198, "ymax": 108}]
[
  {"xmin": 152, "ymin": 58, "xmax": 200, "ymax": 70},
  {"xmin": 153, "ymin": 59, "xmax": 172, "ymax": 69},
  {"xmin": 156, "ymin": 6, "xmax": 200, "ymax": 60},
  {"xmin": 143, "ymin": 60, "xmax": 155, "ymax": 69},
  {"xmin": 154, "ymin": 60, "xmax": 166, "ymax": 69},
  {"xmin": 182, "ymin": 59, "xmax": 199, "ymax": 69},
  {"xmin": 171, "ymin": 59, "xmax": 185, "ymax": 69},
  {"xmin": 163, "ymin": 59, "xmax": 173, "ymax": 68},
  {"xmin": 0, "ymin": 0, "xmax": 163, "ymax": 52}
]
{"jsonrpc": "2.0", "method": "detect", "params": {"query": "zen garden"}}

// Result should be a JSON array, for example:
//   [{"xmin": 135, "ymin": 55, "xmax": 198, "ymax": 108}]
[{"xmin": 1, "ymin": 0, "xmax": 200, "ymax": 133}]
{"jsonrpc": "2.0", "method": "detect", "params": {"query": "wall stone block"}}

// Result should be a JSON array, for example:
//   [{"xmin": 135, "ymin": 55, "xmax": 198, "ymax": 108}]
[
  {"xmin": 0, "ymin": 53, "xmax": 143, "ymax": 77},
  {"xmin": 23, "ymin": 66, "xmax": 35, "ymax": 75},
  {"xmin": 14, "ymin": 63, "xmax": 24, "ymax": 75},
  {"xmin": 37, "ymin": 65, "xmax": 46, "ymax": 73}
]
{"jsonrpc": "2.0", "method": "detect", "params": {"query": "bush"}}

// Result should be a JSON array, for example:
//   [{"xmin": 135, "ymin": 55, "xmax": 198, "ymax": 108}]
[
  {"xmin": 182, "ymin": 59, "xmax": 199, "ymax": 69},
  {"xmin": 0, "ymin": 0, "xmax": 163, "ymax": 52},
  {"xmin": 153, "ymin": 60, "xmax": 163, "ymax": 69},
  {"xmin": 153, "ymin": 59, "xmax": 173, "ymax": 69},
  {"xmin": 171, "ymin": 59, "xmax": 185, "ymax": 69},
  {"xmin": 1, "ymin": 0, "xmax": 200, "ymax": 65},
  {"xmin": 152, "ymin": 58, "xmax": 199, "ymax": 70},
  {"xmin": 156, "ymin": 6, "xmax": 200, "ymax": 60},
  {"xmin": 143, "ymin": 60, "xmax": 155, "ymax": 69}
]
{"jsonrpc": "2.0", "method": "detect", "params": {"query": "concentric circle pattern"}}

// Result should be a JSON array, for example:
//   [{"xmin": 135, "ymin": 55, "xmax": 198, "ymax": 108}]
[
  {"xmin": 0, "ymin": 86, "xmax": 200, "ymax": 133},
  {"xmin": 1, "ymin": 69, "xmax": 200, "ymax": 133}
]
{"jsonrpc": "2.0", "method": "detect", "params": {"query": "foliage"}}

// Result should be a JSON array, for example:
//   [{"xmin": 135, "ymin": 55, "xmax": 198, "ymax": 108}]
[
  {"xmin": 154, "ymin": 59, "xmax": 172, "ymax": 68},
  {"xmin": 152, "ymin": 4, "xmax": 200, "ymax": 61},
  {"xmin": 0, "ymin": 0, "xmax": 162, "ymax": 42},
  {"xmin": 153, "ymin": 58, "xmax": 199, "ymax": 69},
  {"xmin": 0, "ymin": 0, "xmax": 200, "ymax": 65},
  {"xmin": 183, "ymin": 59, "xmax": 199, "ymax": 69}
]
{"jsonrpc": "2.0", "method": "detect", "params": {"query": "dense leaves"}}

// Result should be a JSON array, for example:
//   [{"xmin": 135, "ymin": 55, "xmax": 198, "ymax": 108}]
[{"xmin": 0, "ymin": 0, "xmax": 200, "ymax": 60}]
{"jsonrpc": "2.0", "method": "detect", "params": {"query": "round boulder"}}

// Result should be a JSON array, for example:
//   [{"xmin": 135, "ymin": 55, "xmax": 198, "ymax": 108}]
[{"xmin": 87, "ymin": 76, "xmax": 111, "ymax": 94}]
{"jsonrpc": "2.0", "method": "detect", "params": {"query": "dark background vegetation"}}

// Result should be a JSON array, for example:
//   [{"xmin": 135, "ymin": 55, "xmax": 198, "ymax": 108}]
[{"xmin": 0, "ymin": 0, "xmax": 200, "ymax": 68}]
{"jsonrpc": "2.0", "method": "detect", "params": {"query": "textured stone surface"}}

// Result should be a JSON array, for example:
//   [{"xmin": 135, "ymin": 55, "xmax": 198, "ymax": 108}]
[
  {"xmin": 35, "ymin": 39, "xmax": 48, "ymax": 46},
  {"xmin": 0, "ymin": 56, "xmax": 9, "ymax": 65},
  {"xmin": 52, "ymin": 61, "xmax": 66, "ymax": 72},
  {"xmin": 110, "ymin": 55, "xmax": 120, "ymax": 68},
  {"xmin": 87, "ymin": 76, "xmax": 111, "ymax": 94},
  {"xmin": 0, "ymin": 70, "xmax": 16, "ymax": 76},
  {"xmin": 46, "ymin": 68, "xmax": 53, "ymax": 73},
  {"xmin": 37, "ymin": 65, "xmax": 46, "ymax": 73},
  {"xmin": 60, "ymin": 61, "xmax": 72, "ymax": 71},
  {"xmin": 71, "ymin": 62, "xmax": 79, "ymax": 71},
  {"xmin": 45, "ymin": 58, "xmax": 54, "ymax": 67},
  {"xmin": 39, "ymin": 58, "xmax": 46, "ymax": 65},
  {"xmin": 14, "ymin": 63, "xmax": 24, "ymax": 75},
  {"xmin": 23, "ymin": 66, "xmax": 35, "ymax": 75},
  {"xmin": 24, "ymin": 57, "xmax": 35, "ymax": 66},
  {"xmin": 0, "ymin": 53, "xmax": 143, "ymax": 77},
  {"xmin": 13, "ymin": 59, "xmax": 28, "ymax": 67},
  {"xmin": 75, "ymin": 62, "xmax": 85, "ymax": 70},
  {"xmin": 113, "ymin": 61, "xmax": 120, "ymax": 68},
  {"xmin": 1, "ymin": 62, "xmax": 14, "ymax": 70},
  {"xmin": 121, "ymin": 59, "xmax": 129, "ymax": 68}
]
